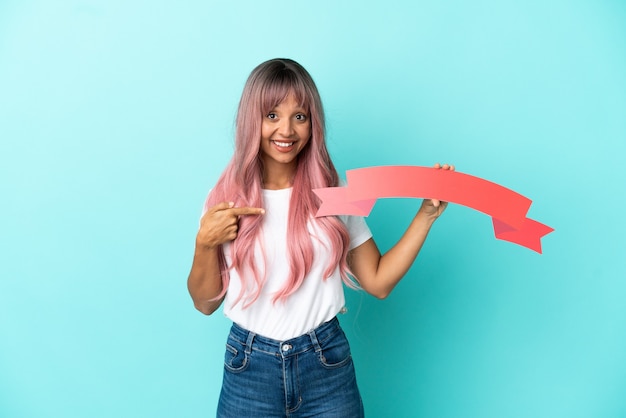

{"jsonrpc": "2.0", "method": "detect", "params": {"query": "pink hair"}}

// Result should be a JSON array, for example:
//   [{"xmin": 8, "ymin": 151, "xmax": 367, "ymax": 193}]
[{"xmin": 205, "ymin": 58, "xmax": 356, "ymax": 306}]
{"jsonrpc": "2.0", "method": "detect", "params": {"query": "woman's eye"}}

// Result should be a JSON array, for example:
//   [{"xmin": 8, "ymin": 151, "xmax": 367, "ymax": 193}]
[
  {"xmin": 295, "ymin": 114, "xmax": 307, "ymax": 121},
  {"xmin": 267, "ymin": 112, "xmax": 277, "ymax": 120}
]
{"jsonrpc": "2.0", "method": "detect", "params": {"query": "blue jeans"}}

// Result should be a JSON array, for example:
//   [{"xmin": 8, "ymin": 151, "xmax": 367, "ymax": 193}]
[{"xmin": 217, "ymin": 317, "xmax": 364, "ymax": 417}]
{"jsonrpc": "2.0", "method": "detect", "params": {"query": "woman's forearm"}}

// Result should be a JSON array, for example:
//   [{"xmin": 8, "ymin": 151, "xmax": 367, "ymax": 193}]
[
  {"xmin": 349, "ymin": 210, "xmax": 439, "ymax": 299},
  {"xmin": 373, "ymin": 211, "xmax": 436, "ymax": 295},
  {"xmin": 187, "ymin": 244, "xmax": 225, "ymax": 315}
]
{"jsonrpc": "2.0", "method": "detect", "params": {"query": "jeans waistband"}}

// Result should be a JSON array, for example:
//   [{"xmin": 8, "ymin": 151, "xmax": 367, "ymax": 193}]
[{"xmin": 229, "ymin": 317, "xmax": 341, "ymax": 357}]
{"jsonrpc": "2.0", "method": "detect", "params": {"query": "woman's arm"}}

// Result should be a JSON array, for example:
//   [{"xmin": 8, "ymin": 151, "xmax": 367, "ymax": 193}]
[
  {"xmin": 187, "ymin": 202, "xmax": 264, "ymax": 315},
  {"xmin": 347, "ymin": 163, "xmax": 454, "ymax": 299},
  {"xmin": 188, "ymin": 245, "xmax": 225, "ymax": 315}
]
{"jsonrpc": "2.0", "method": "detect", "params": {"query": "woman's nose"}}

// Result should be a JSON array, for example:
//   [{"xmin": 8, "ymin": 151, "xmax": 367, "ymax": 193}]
[{"xmin": 278, "ymin": 119, "xmax": 295, "ymax": 136}]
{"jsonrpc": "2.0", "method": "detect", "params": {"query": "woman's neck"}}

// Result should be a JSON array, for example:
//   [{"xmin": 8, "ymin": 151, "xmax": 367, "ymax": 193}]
[
  {"xmin": 262, "ymin": 175, "xmax": 293, "ymax": 190},
  {"xmin": 262, "ymin": 162, "xmax": 297, "ymax": 190}
]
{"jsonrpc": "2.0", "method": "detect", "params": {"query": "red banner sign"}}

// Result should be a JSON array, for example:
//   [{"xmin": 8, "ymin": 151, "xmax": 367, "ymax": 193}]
[{"xmin": 313, "ymin": 166, "xmax": 554, "ymax": 253}]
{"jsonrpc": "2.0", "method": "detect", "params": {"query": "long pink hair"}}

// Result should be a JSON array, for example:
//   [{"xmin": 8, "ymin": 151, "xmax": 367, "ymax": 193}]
[{"xmin": 205, "ymin": 58, "xmax": 355, "ymax": 306}]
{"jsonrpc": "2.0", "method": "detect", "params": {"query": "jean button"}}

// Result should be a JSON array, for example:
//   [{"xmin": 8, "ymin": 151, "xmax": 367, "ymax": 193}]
[{"xmin": 282, "ymin": 344, "xmax": 292, "ymax": 352}]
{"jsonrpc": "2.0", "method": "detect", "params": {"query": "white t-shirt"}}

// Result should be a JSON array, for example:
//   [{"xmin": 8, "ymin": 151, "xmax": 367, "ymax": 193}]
[{"xmin": 222, "ymin": 187, "xmax": 372, "ymax": 340}]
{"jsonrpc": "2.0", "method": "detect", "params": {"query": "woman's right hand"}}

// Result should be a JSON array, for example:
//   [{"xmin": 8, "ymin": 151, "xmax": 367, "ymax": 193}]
[{"xmin": 196, "ymin": 202, "xmax": 265, "ymax": 249}]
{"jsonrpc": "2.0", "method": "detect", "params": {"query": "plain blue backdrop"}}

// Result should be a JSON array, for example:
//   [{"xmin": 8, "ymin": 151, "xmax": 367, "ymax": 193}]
[{"xmin": 1, "ymin": 0, "xmax": 625, "ymax": 417}]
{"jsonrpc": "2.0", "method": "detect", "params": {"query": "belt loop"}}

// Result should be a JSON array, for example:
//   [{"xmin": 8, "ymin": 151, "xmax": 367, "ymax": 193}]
[
  {"xmin": 308, "ymin": 328, "xmax": 322, "ymax": 353},
  {"xmin": 245, "ymin": 330, "xmax": 255, "ymax": 355}
]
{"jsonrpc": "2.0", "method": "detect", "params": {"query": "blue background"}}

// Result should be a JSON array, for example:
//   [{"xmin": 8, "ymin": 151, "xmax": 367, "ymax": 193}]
[{"xmin": 1, "ymin": 1, "xmax": 625, "ymax": 417}]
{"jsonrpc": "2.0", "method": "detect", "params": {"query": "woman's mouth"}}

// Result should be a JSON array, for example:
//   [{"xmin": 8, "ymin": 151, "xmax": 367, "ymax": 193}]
[
  {"xmin": 272, "ymin": 140, "xmax": 294, "ymax": 148},
  {"xmin": 271, "ymin": 140, "xmax": 296, "ymax": 152}
]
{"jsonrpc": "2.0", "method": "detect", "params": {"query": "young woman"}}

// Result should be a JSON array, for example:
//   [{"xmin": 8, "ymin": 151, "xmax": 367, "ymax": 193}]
[{"xmin": 187, "ymin": 58, "xmax": 454, "ymax": 417}]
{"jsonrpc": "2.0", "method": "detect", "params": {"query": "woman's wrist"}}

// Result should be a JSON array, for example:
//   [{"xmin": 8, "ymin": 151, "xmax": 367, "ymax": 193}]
[{"xmin": 415, "ymin": 207, "xmax": 439, "ymax": 225}]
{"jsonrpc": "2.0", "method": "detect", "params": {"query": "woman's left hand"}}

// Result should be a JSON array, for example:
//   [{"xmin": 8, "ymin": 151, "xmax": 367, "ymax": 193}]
[{"xmin": 419, "ymin": 162, "xmax": 455, "ymax": 218}]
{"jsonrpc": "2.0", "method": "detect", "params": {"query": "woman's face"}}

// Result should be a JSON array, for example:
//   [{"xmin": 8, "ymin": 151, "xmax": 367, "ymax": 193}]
[{"xmin": 260, "ymin": 93, "xmax": 311, "ymax": 173}]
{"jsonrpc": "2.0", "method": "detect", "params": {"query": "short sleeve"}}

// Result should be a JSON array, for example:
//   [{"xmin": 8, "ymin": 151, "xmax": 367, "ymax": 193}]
[{"xmin": 339, "ymin": 214, "xmax": 372, "ymax": 250}]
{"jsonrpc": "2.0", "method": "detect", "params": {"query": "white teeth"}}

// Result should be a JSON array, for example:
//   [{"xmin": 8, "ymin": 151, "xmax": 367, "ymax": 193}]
[{"xmin": 273, "ymin": 141, "xmax": 294, "ymax": 147}]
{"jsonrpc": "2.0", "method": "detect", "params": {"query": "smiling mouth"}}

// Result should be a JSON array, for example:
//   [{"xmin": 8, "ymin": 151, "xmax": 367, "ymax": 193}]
[{"xmin": 272, "ymin": 140, "xmax": 295, "ymax": 148}]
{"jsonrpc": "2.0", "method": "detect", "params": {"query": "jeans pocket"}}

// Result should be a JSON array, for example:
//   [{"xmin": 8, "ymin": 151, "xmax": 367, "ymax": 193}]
[
  {"xmin": 317, "ymin": 329, "xmax": 352, "ymax": 369},
  {"xmin": 224, "ymin": 338, "xmax": 250, "ymax": 373}
]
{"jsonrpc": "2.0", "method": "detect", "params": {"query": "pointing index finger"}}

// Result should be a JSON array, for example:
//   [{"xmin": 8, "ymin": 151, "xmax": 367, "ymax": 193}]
[{"xmin": 230, "ymin": 207, "xmax": 265, "ymax": 216}]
